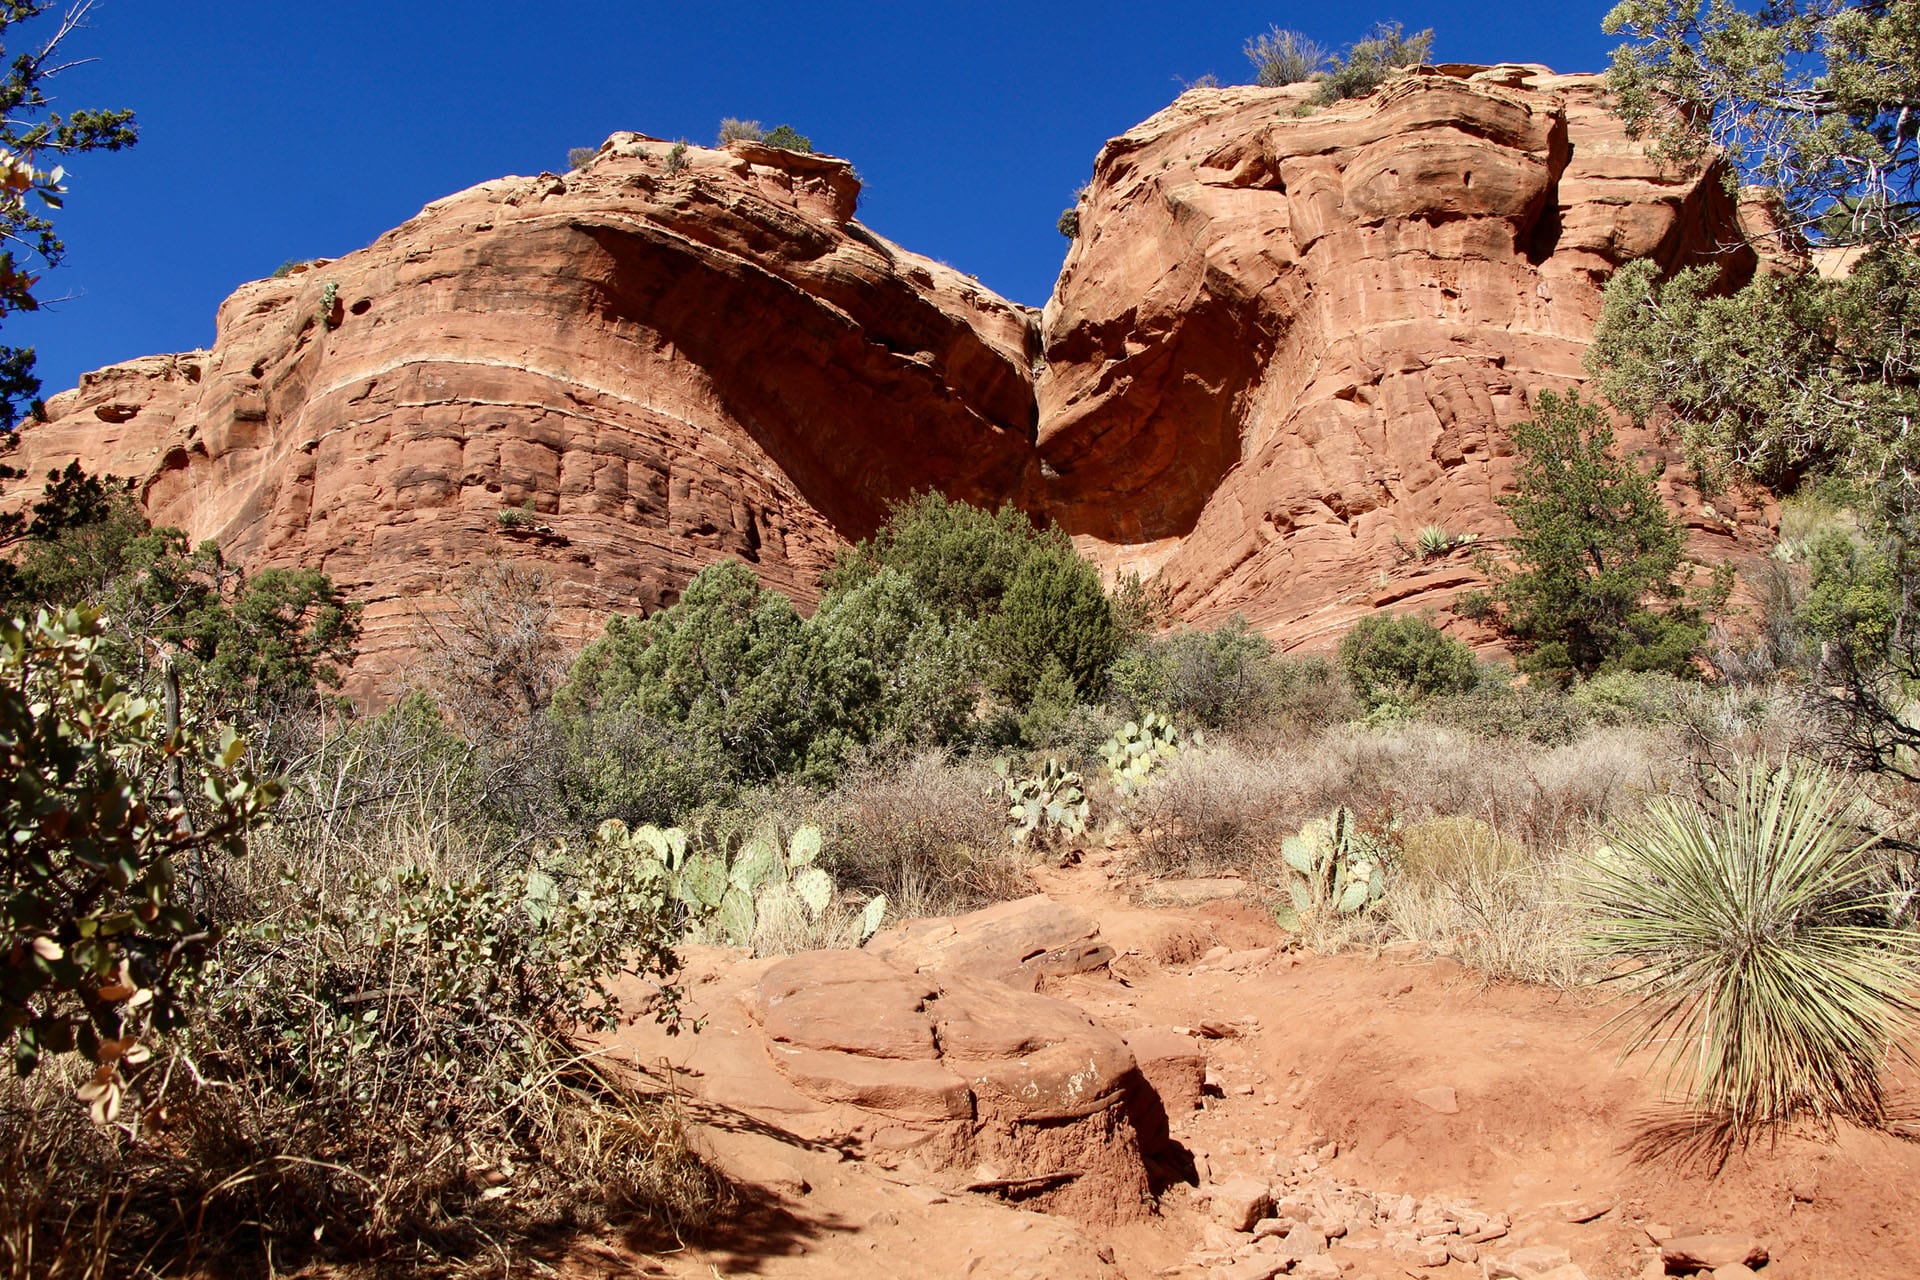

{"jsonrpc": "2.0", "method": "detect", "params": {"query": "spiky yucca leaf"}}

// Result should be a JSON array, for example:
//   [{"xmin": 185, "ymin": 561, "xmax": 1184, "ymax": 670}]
[{"xmin": 1584, "ymin": 759, "xmax": 1920, "ymax": 1133}]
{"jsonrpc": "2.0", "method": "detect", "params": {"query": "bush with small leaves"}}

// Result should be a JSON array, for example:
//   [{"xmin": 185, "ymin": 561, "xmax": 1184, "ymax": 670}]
[
  {"xmin": 2, "ymin": 609, "xmax": 280, "ymax": 1092},
  {"xmin": 716, "ymin": 117, "xmax": 764, "ymax": 144},
  {"xmin": 1313, "ymin": 22, "xmax": 1434, "ymax": 103},
  {"xmin": 762, "ymin": 124, "xmax": 812, "ymax": 153},
  {"xmin": 567, "ymin": 145, "xmax": 597, "ymax": 171},
  {"xmin": 1338, "ymin": 612, "xmax": 1477, "ymax": 710},
  {"xmin": 664, "ymin": 140, "xmax": 689, "ymax": 173},
  {"xmin": 1057, "ymin": 208, "xmax": 1080, "ymax": 238}
]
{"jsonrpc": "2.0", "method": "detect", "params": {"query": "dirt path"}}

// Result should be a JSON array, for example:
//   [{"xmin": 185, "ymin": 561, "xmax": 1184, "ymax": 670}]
[{"xmin": 581, "ymin": 848, "xmax": 1920, "ymax": 1280}]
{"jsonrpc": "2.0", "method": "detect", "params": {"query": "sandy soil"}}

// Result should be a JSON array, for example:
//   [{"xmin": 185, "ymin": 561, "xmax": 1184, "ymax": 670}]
[{"xmin": 577, "ymin": 847, "xmax": 1920, "ymax": 1280}]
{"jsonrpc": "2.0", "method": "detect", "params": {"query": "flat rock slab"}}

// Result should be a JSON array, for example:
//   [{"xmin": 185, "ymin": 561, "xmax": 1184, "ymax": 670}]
[
  {"xmin": 751, "ymin": 950, "xmax": 1135, "ymax": 1124},
  {"xmin": 869, "ymin": 895, "xmax": 1111, "ymax": 990},
  {"xmin": 1663, "ymin": 1234, "xmax": 1768, "ymax": 1270}
]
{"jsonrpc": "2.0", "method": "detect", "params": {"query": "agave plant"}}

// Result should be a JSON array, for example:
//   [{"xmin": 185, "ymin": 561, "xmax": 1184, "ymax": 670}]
[{"xmin": 1583, "ymin": 759, "xmax": 1920, "ymax": 1133}]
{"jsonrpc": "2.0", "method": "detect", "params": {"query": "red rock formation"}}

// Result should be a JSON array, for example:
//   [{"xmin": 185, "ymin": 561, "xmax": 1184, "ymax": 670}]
[
  {"xmin": 5, "ymin": 136, "xmax": 1042, "ymax": 692},
  {"xmin": 1038, "ymin": 65, "xmax": 1774, "ymax": 648},
  {"xmin": 5, "ymin": 66, "xmax": 1777, "ymax": 682}
]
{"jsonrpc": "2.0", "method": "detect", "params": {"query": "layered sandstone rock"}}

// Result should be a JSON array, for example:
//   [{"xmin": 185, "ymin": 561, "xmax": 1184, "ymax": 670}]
[
  {"xmin": 1038, "ymin": 65, "xmax": 1774, "ymax": 647},
  {"xmin": 6, "ymin": 66, "xmax": 1777, "ymax": 680},
  {"xmin": 7, "ymin": 136, "xmax": 1042, "ymax": 692}
]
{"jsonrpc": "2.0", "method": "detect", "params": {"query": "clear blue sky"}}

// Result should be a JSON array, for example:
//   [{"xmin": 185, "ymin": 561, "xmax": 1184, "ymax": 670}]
[{"xmin": 14, "ymin": 1, "xmax": 1621, "ymax": 399}]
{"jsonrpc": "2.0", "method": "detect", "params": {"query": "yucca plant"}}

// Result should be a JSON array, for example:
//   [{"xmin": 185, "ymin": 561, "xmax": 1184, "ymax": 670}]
[{"xmin": 1584, "ymin": 759, "xmax": 1920, "ymax": 1135}]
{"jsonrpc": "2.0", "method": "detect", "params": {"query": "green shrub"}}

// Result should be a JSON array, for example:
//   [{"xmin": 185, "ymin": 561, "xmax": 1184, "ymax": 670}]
[
  {"xmin": 1057, "ymin": 208, "xmax": 1080, "ymax": 238},
  {"xmin": 716, "ymin": 117, "xmax": 764, "ymax": 144},
  {"xmin": 762, "ymin": 123, "xmax": 812, "ymax": 153},
  {"xmin": 1484, "ymin": 390, "xmax": 1725, "ymax": 682},
  {"xmin": 553, "ymin": 561, "xmax": 972, "ymax": 823},
  {"xmin": 829, "ymin": 493, "xmax": 1121, "ymax": 708},
  {"xmin": 825, "ymin": 492, "xmax": 1041, "ymax": 627},
  {"xmin": 1109, "ymin": 616, "xmax": 1279, "ymax": 729},
  {"xmin": 664, "ymin": 139, "xmax": 690, "ymax": 173},
  {"xmin": 1420, "ymin": 680, "xmax": 1590, "ymax": 746},
  {"xmin": 1584, "ymin": 759, "xmax": 1920, "ymax": 1135},
  {"xmin": 1572, "ymin": 669, "xmax": 1692, "ymax": 727},
  {"xmin": 1338, "ymin": 612, "xmax": 1477, "ymax": 710},
  {"xmin": 986, "ymin": 543, "xmax": 1121, "ymax": 704},
  {"xmin": 2, "ymin": 609, "xmax": 280, "ymax": 1087},
  {"xmin": 1244, "ymin": 26, "xmax": 1329, "ymax": 86},
  {"xmin": 1313, "ymin": 21, "xmax": 1434, "ymax": 103}
]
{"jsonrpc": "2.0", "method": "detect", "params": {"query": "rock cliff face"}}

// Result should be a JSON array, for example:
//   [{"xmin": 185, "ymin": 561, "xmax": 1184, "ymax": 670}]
[
  {"xmin": 4, "ymin": 66, "xmax": 1775, "ymax": 687},
  {"xmin": 8, "ymin": 136, "xmax": 1043, "ymax": 687},
  {"xmin": 1037, "ymin": 65, "xmax": 1773, "ymax": 645}
]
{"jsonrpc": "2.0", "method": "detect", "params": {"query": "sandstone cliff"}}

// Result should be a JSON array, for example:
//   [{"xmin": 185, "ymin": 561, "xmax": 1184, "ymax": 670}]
[
  {"xmin": 3, "ymin": 65, "xmax": 1776, "ymax": 687},
  {"xmin": 1038, "ymin": 64, "xmax": 1773, "ymax": 646}
]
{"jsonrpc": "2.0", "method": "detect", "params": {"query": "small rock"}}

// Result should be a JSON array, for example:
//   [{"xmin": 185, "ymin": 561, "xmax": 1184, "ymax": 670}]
[
  {"xmin": 1488, "ymin": 1245, "xmax": 1572, "ymax": 1279},
  {"xmin": 868, "ymin": 1210, "xmax": 900, "ymax": 1227},
  {"xmin": 1410, "ymin": 1243, "xmax": 1451, "ymax": 1267},
  {"xmin": 1637, "ymin": 1260, "xmax": 1666, "ymax": 1280},
  {"xmin": 1281, "ymin": 1223, "xmax": 1328, "ymax": 1259},
  {"xmin": 1212, "ymin": 1175, "xmax": 1276, "ymax": 1233},
  {"xmin": 1211, "ymin": 1259, "xmax": 1282, "ymax": 1280},
  {"xmin": 1293, "ymin": 1258, "xmax": 1343, "ymax": 1280},
  {"xmin": 1788, "ymin": 1175, "xmax": 1818, "ymax": 1204},
  {"xmin": 1252, "ymin": 1217, "xmax": 1288, "ymax": 1240},
  {"xmin": 1643, "ymin": 1223, "xmax": 1674, "ymax": 1245},
  {"xmin": 1317, "ymin": 1140, "xmax": 1340, "ymax": 1162},
  {"xmin": 1533, "ymin": 1268, "xmax": 1591, "ymax": 1280},
  {"xmin": 1662, "ymin": 1234, "xmax": 1768, "ymax": 1271},
  {"xmin": 1552, "ymin": 1198, "xmax": 1614, "ymax": 1224},
  {"xmin": 1200, "ymin": 1019, "xmax": 1241, "ymax": 1038},
  {"xmin": 1448, "ymin": 1240, "xmax": 1481, "ymax": 1264},
  {"xmin": 1096, "ymin": 1244, "xmax": 1116, "ymax": 1265},
  {"xmin": 1412, "ymin": 1086, "xmax": 1459, "ymax": 1114},
  {"xmin": 1714, "ymin": 1266, "xmax": 1759, "ymax": 1280}
]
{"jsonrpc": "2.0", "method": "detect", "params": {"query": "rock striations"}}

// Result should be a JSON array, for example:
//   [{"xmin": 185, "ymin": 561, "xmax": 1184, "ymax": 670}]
[
  {"xmin": 1037, "ymin": 65, "xmax": 1774, "ymax": 645},
  {"xmin": 4, "ymin": 66, "xmax": 1778, "ymax": 687}
]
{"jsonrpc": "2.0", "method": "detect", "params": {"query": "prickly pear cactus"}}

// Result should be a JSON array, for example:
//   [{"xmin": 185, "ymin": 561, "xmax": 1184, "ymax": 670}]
[
  {"xmin": 1272, "ymin": 806, "xmax": 1389, "ymax": 930},
  {"xmin": 597, "ymin": 818, "xmax": 886, "ymax": 950},
  {"xmin": 996, "ymin": 756, "xmax": 1090, "ymax": 848},
  {"xmin": 1099, "ymin": 712, "xmax": 1185, "ymax": 795}
]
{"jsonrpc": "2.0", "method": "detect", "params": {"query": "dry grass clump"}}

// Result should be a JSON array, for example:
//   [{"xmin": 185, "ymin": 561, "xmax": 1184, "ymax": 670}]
[
  {"xmin": 819, "ymin": 753, "xmax": 1030, "ymax": 917},
  {"xmin": 1127, "ymin": 739, "xmax": 1298, "ymax": 875},
  {"xmin": 1382, "ymin": 816, "xmax": 1593, "ymax": 987},
  {"xmin": 1121, "ymin": 720, "xmax": 1686, "ymax": 983}
]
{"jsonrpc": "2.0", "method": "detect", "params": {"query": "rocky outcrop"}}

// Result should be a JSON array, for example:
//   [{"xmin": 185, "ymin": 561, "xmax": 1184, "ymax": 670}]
[
  {"xmin": 606, "ymin": 899, "xmax": 1157, "ymax": 1225},
  {"xmin": 6, "ymin": 136, "xmax": 1042, "ymax": 692},
  {"xmin": 5, "ymin": 66, "xmax": 1777, "ymax": 680},
  {"xmin": 1038, "ymin": 65, "xmax": 1774, "ymax": 646}
]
